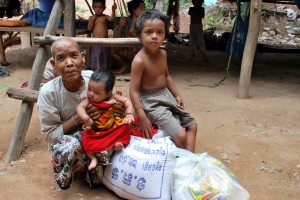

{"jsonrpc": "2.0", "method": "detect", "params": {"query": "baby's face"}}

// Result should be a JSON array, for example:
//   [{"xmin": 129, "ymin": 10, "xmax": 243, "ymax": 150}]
[{"xmin": 87, "ymin": 81, "xmax": 111, "ymax": 102}]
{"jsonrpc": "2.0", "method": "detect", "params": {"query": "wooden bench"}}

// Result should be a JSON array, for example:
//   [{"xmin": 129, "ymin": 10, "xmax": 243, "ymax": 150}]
[{"xmin": 0, "ymin": 26, "xmax": 90, "ymax": 65}]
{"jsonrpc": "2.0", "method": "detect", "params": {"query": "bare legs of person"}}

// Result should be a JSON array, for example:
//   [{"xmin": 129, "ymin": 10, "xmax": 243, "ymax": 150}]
[
  {"xmin": 111, "ymin": 47, "xmax": 137, "ymax": 75},
  {"xmin": 173, "ymin": 124, "xmax": 197, "ymax": 152},
  {"xmin": 111, "ymin": 53, "xmax": 130, "ymax": 75},
  {"xmin": 87, "ymin": 153, "xmax": 98, "ymax": 171}
]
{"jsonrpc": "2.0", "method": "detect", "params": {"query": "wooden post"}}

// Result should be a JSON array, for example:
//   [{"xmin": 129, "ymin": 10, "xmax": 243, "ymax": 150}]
[
  {"xmin": 154, "ymin": 0, "xmax": 164, "ymax": 13},
  {"xmin": 0, "ymin": 32, "xmax": 9, "ymax": 66},
  {"xmin": 4, "ymin": 0, "xmax": 67, "ymax": 164},
  {"xmin": 238, "ymin": 0, "xmax": 262, "ymax": 99},
  {"xmin": 64, "ymin": 0, "xmax": 75, "ymax": 36}
]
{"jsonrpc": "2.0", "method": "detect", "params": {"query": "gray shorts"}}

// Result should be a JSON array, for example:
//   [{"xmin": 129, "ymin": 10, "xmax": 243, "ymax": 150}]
[{"xmin": 140, "ymin": 88, "xmax": 196, "ymax": 136}]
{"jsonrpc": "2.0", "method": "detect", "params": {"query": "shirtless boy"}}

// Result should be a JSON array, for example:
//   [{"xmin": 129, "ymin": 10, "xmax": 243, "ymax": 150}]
[
  {"xmin": 88, "ymin": 0, "xmax": 116, "ymax": 70},
  {"xmin": 129, "ymin": 11, "xmax": 198, "ymax": 152}
]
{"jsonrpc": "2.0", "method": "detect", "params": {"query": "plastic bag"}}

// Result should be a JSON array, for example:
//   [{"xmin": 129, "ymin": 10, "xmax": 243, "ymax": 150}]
[{"xmin": 172, "ymin": 148, "xmax": 250, "ymax": 200}]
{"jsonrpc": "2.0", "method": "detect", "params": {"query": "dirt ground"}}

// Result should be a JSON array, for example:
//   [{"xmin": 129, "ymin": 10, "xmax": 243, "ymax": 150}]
[
  {"xmin": 0, "ymin": 43, "xmax": 300, "ymax": 199},
  {"xmin": 0, "ymin": 0, "xmax": 300, "ymax": 199}
]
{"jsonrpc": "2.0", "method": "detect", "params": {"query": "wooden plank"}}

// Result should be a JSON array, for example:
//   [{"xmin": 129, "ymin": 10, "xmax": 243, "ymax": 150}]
[
  {"xmin": 0, "ymin": 26, "xmax": 89, "ymax": 35},
  {"xmin": 238, "ymin": 0, "xmax": 262, "ymax": 99},
  {"xmin": 6, "ymin": 87, "xmax": 39, "ymax": 102},
  {"xmin": 4, "ymin": 0, "xmax": 67, "ymax": 164},
  {"xmin": 64, "ymin": 0, "xmax": 75, "ymax": 36},
  {"xmin": 34, "ymin": 35, "xmax": 141, "ymax": 47}
]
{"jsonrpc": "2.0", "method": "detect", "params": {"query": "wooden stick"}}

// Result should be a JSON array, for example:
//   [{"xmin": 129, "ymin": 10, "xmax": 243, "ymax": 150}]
[
  {"xmin": 33, "ymin": 35, "xmax": 141, "ymax": 47},
  {"xmin": 6, "ymin": 87, "xmax": 39, "ymax": 102},
  {"xmin": 85, "ymin": 0, "xmax": 94, "ymax": 15}
]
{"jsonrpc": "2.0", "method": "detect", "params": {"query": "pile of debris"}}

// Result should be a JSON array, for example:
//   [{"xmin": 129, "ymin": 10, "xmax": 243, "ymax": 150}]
[{"xmin": 259, "ymin": 4, "xmax": 300, "ymax": 49}]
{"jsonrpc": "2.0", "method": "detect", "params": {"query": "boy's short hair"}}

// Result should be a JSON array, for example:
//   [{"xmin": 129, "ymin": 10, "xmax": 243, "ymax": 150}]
[
  {"xmin": 135, "ymin": 10, "xmax": 170, "ymax": 38},
  {"xmin": 90, "ymin": 69, "xmax": 115, "ymax": 92},
  {"xmin": 93, "ymin": 0, "xmax": 105, "ymax": 6},
  {"xmin": 192, "ymin": 0, "xmax": 204, "ymax": 5}
]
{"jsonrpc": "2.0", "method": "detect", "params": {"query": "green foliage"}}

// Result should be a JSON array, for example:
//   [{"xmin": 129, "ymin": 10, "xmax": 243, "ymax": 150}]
[
  {"xmin": 76, "ymin": 6, "xmax": 86, "ymax": 14},
  {"xmin": 143, "ymin": 0, "xmax": 190, "ymax": 13},
  {"xmin": 205, "ymin": 6, "xmax": 231, "ymax": 30}
]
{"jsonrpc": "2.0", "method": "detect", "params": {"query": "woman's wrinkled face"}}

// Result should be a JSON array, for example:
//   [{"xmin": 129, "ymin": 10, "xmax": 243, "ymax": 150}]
[{"xmin": 51, "ymin": 40, "xmax": 85, "ymax": 82}]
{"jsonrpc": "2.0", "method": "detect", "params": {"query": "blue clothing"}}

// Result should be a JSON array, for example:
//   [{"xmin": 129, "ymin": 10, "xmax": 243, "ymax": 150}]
[{"xmin": 20, "ymin": 8, "xmax": 88, "ymax": 29}]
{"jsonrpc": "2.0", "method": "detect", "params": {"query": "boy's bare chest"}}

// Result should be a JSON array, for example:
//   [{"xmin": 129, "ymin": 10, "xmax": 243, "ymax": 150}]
[{"xmin": 95, "ymin": 16, "xmax": 108, "ymax": 24}]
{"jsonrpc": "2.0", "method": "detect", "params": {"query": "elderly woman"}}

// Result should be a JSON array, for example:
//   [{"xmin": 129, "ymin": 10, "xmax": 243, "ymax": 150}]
[{"xmin": 111, "ymin": 0, "xmax": 145, "ymax": 75}]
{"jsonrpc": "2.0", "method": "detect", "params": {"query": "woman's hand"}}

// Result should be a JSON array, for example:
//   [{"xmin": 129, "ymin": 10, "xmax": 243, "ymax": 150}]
[
  {"xmin": 86, "ymin": 103, "xmax": 103, "ymax": 121},
  {"xmin": 113, "ymin": 101, "xmax": 126, "ymax": 118}
]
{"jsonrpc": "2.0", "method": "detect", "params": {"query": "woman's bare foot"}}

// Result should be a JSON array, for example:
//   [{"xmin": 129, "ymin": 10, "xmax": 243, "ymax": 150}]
[
  {"xmin": 88, "ymin": 157, "xmax": 98, "ymax": 171},
  {"xmin": 114, "ymin": 142, "xmax": 124, "ymax": 151},
  {"xmin": 113, "ymin": 64, "xmax": 130, "ymax": 75}
]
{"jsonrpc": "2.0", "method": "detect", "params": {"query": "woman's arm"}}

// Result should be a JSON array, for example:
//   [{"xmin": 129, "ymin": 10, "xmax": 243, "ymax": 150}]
[{"xmin": 37, "ymin": 86, "xmax": 80, "ymax": 143}]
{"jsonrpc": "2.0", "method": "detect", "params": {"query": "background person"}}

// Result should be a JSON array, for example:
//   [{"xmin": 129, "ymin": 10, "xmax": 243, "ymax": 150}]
[
  {"xmin": 188, "ymin": 0, "xmax": 208, "ymax": 61},
  {"xmin": 111, "ymin": 0, "xmax": 145, "ymax": 75},
  {"xmin": 88, "ymin": 0, "xmax": 117, "ymax": 70}
]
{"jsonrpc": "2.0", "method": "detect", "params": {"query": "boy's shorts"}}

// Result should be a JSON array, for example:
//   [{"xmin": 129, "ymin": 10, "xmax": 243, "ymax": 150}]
[{"xmin": 140, "ymin": 88, "xmax": 196, "ymax": 136}]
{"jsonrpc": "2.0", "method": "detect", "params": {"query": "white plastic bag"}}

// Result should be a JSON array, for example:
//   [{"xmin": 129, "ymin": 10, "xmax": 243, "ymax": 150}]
[
  {"xmin": 172, "ymin": 148, "xmax": 250, "ymax": 200},
  {"xmin": 103, "ymin": 131, "xmax": 177, "ymax": 200}
]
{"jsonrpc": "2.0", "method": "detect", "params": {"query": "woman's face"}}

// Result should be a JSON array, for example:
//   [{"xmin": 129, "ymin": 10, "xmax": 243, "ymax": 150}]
[{"xmin": 133, "ymin": 2, "xmax": 145, "ymax": 18}]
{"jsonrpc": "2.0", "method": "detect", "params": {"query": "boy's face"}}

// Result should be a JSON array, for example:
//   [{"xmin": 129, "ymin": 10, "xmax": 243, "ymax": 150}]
[
  {"xmin": 140, "ymin": 19, "xmax": 166, "ymax": 51},
  {"xmin": 93, "ymin": 2, "xmax": 105, "ymax": 16},
  {"xmin": 132, "ymin": 2, "xmax": 145, "ymax": 17},
  {"xmin": 87, "ymin": 81, "xmax": 111, "ymax": 102},
  {"xmin": 50, "ymin": 40, "xmax": 85, "ymax": 82}
]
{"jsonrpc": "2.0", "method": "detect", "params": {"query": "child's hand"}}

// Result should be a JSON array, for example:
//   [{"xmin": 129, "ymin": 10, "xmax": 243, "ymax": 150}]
[
  {"xmin": 139, "ymin": 117, "xmax": 153, "ymax": 139},
  {"xmin": 123, "ymin": 114, "xmax": 135, "ymax": 124},
  {"xmin": 89, "ymin": 15, "xmax": 97, "ymax": 22},
  {"xmin": 118, "ymin": 16, "xmax": 126, "ymax": 27},
  {"xmin": 175, "ymin": 96, "xmax": 186, "ymax": 109},
  {"xmin": 112, "ymin": 3, "xmax": 117, "ymax": 10}
]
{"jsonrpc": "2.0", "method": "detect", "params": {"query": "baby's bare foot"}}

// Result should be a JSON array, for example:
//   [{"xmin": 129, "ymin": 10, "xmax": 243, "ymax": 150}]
[
  {"xmin": 113, "ymin": 142, "xmax": 124, "ymax": 151},
  {"xmin": 88, "ymin": 158, "xmax": 98, "ymax": 171}
]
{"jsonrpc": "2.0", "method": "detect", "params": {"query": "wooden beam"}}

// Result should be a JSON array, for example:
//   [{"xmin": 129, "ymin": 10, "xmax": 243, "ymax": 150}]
[
  {"xmin": 4, "ymin": 0, "xmax": 67, "ymax": 164},
  {"xmin": 64, "ymin": 0, "xmax": 75, "ymax": 36},
  {"xmin": 33, "ymin": 35, "xmax": 141, "ymax": 47},
  {"xmin": 6, "ymin": 87, "xmax": 39, "ymax": 102},
  {"xmin": 238, "ymin": 0, "xmax": 262, "ymax": 99}
]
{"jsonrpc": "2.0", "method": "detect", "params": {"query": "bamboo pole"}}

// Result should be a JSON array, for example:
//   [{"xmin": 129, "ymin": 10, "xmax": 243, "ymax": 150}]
[
  {"xmin": 238, "ymin": 0, "xmax": 262, "ymax": 99},
  {"xmin": 33, "ymin": 35, "xmax": 141, "ymax": 47},
  {"xmin": 4, "ymin": 0, "xmax": 67, "ymax": 164}
]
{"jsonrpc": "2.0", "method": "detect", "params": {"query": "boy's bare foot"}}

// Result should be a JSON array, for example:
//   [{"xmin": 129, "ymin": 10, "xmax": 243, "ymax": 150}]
[
  {"xmin": 88, "ymin": 157, "xmax": 98, "ymax": 171},
  {"xmin": 113, "ymin": 142, "xmax": 124, "ymax": 151}
]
